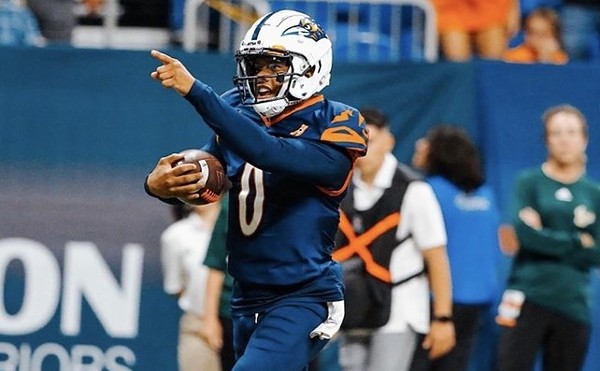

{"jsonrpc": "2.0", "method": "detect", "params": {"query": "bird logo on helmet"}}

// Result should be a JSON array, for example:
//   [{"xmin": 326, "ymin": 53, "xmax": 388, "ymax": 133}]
[
  {"xmin": 234, "ymin": 10, "xmax": 333, "ymax": 118},
  {"xmin": 283, "ymin": 18, "xmax": 327, "ymax": 42}
]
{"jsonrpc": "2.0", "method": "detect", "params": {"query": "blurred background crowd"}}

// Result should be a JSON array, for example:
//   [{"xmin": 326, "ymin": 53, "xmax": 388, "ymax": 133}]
[{"xmin": 1, "ymin": 0, "xmax": 599, "ymax": 64}]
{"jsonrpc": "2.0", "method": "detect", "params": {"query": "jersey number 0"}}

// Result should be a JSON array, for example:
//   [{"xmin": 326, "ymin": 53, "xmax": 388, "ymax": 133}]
[{"xmin": 238, "ymin": 164, "xmax": 264, "ymax": 236}]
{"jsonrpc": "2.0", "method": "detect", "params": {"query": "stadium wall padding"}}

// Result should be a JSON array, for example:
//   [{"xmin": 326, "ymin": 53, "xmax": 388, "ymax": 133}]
[{"xmin": 0, "ymin": 46, "xmax": 599, "ymax": 371}]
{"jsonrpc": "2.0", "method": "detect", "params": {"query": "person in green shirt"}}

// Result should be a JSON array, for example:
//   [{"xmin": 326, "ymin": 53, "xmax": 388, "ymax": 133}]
[
  {"xmin": 200, "ymin": 196, "xmax": 235, "ymax": 371},
  {"xmin": 496, "ymin": 104, "xmax": 600, "ymax": 371}
]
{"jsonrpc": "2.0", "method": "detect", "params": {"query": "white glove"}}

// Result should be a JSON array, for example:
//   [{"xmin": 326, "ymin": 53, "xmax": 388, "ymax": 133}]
[{"xmin": 309, "ymin": 300, "xmax": 345, "ymax": 340}]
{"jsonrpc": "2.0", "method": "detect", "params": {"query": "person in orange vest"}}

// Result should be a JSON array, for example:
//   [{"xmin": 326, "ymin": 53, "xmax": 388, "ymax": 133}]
[{"xmin": 334, "ymin": 108, "xmax": 455, "ymax": 371}]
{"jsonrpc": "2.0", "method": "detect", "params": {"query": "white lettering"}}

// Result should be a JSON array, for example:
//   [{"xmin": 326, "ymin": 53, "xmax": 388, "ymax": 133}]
[
  {"xmin": 0, "ymin": 343, "xmax": 135, "ymax": 371},
  {"xmin": 72, "ymin": 344, "xmax": 104, "ymax": 370},
  {"xmin": 0, "ymin": 238, "xmax": 60, "ymax": 334},
  {"xmin": 31, "ymin": 343, "xmax": 70, "ymax": 371},
  {"xmin": 61, "ymin": 242, "xmax": 144, "ymax": 337},
  {"xmin": 0, "ymin": 342, "xmax": 19, "ymax": 370},
  {"xmin": 105, "ymin": 346, "xmax": 136, "ymax": 371}
]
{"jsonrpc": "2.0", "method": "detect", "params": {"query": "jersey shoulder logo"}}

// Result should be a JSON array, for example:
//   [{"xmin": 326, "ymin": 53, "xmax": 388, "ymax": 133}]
[{"xmin": 331, "ymin": 109, "xmax": 354, "ymax": 124}]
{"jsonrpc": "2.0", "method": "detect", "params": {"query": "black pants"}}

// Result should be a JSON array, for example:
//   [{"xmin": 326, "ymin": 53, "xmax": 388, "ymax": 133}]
[
  {"xmin": 220, "ymin": 315, "xmax": 236, "ymax": 371},
  {"xmin": 496, "ymin": 300, "xmax": 590, "ymax": 371},
  {"xmin": 410, "ymin": 303, "xmax": 487, "ymax": 371}
]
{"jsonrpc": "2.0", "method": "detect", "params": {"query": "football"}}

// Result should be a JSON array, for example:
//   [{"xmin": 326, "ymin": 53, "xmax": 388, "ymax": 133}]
[{"xmin": 175, "ymin": 149, "xmax": 228, "ymax": 205}]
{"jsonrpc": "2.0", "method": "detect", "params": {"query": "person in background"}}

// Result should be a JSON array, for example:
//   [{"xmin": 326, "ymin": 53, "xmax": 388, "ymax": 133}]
[
  {"xmin": 161, "ymin": 201, "xmax": 222, "ymax": 371},
  {"xmin": 411, "ymin": 125, "xmax": 502, "ymax": 371},
  {"xmin": 145, "ymin": 9, "xmax": 368, "ymax": 370},
  {"xmin": 431, "ymin": 0, "xmax": 520, "ymax": 61},
  {"xmin": 0, "ymin": 0, "xmax": 43, "ymax": 46},
  {"xmin": 335, "ymin": 108, "xmax": 455, "ymax": 371},
  {"xmin": 200, "ymin": 196, "xmax": 236, "ymax": 371},
  {"xmin": 504, "ymin": 7, "xmax": 568, "ymax": 64},
  {"xmin": 496, "ymin": 104, "xmax": 600, "ymax": 371},
  {"xmin": 26, "ymin": 0, "xmax": 75, "ymax": 44}
]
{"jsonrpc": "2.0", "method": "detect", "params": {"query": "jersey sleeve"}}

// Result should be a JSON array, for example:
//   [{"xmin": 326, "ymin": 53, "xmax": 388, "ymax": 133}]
[
  {"xmin": 184, "ymin": 80, "xmax": 352, "ymax": 189},
  {"xmin": 400, "ymin": 181, "xmax": 447, "ymax": 250},
  {"xmin": 320, "ymin": 107, "xmax": 368, "ymax": 160}
]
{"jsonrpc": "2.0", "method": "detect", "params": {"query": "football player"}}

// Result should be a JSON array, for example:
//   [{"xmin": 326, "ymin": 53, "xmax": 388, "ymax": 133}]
[{"xmin": 145, "ymin": 10, "xmax": 368, "ymax": 371}]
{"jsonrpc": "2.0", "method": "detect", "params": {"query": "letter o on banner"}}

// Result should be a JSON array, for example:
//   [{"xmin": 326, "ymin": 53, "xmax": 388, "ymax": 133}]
[{"xmin": 0, "ymin": 238, "xmax": 61, "ymax": 334}]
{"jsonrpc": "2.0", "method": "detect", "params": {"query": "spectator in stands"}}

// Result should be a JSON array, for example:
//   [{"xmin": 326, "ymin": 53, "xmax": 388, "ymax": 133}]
[
  {"xmin": 519, "ymin": 0, "xmax": 561, "ymax": 18},
  {"xmin": 411, "ymin": 125, "xmax": 502, "ymax": 371},
  {"xmin": 26, "ymin": 0, "xmax": 75, "ymax": 44},
  {"xmin": 335, "ymin": 108, "xmax": 455, "ymax": 371},
  {"xmin": 82, "ymin": 0, "xmax": 104, "ymax": 16},
  {"xmin": 0, "ymin": 0, "xmax": 44, "ymax": 46},
  {"xmin": 161, "ymin": 201, "xmax": 223, "ymax": 371},
  {"xmin": 431, "ymin": 0, "xmax": 520, "ymax": 61},
  {"xmin": 504, "ymin": 7, "xmax": 568, "ymax": 64},
  {"xmin": 496, "ymin": 104, "xmax": 600, "ymax": 371},
  {"xmin": 561, "ymin": 0, "xmax": 600, "ymax": 62},
  {"xmin": 168, "ymin": 0, "xmax": 186, "ymax": 47},
  {"xmin": 200, "ymin": 196, "xmax": 236, "ymax": 371},
  {"xmin": 77, "ymin": 0, "xmax": 106, "ymax": 26}
]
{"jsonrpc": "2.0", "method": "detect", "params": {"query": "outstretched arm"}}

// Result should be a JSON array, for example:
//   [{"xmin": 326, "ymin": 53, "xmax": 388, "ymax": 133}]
[{"xmin": 149, "ymin": 50, "xmax": 354, "ymax": 188}]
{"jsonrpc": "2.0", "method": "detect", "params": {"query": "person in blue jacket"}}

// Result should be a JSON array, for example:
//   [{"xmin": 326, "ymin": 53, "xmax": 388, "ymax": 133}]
[{"xmin": 411, "ymin": 125, "xmax": 502, "ymax": 371}]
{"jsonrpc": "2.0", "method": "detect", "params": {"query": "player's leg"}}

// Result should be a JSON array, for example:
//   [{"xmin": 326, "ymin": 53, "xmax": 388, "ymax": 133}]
[{"xmin": 232, "ymin": 302, "xmax": 329, "ymax": 371}]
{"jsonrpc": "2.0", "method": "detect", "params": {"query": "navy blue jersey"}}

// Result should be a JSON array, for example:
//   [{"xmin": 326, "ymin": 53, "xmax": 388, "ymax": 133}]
[{"xmin": 184, "ymin": 81, "xmax": 367, "ymax": 312}]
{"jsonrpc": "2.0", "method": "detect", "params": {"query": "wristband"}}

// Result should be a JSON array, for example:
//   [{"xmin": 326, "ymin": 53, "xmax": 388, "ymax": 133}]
[{"xmin": 432, "ymin": 315, "xmax": 453, "ymax": 323}]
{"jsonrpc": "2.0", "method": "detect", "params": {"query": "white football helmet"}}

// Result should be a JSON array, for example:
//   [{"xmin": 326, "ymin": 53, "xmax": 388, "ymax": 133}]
[{"xmin": 234, "ymin": 10, "xmax": 333, "ymax": 118}]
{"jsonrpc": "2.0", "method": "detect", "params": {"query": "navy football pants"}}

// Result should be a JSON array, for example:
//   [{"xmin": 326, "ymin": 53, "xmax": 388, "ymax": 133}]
[{"xmin": 232, "ymin": 301, "xmax": 329, "ymax": 371}]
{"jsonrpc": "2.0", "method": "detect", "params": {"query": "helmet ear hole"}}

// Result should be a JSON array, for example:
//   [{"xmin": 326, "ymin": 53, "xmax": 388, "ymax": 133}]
[{"xmin": 304, "ymin": 66, "xmax": 316, "ymax": 78}]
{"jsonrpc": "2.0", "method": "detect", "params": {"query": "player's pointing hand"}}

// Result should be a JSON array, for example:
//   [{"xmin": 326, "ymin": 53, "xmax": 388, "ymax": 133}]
[{"xmin": 150, "ymin": 50, "xmax": 195, "ymax": 96}]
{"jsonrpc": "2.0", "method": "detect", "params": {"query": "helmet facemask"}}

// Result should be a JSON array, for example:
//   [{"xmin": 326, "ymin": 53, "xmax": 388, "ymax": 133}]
[{"xmin": 234, "ymin": 48, "xmax": 311, "ymax": 118}]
